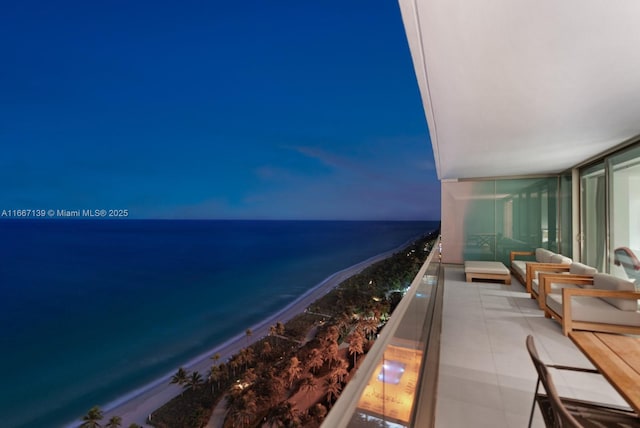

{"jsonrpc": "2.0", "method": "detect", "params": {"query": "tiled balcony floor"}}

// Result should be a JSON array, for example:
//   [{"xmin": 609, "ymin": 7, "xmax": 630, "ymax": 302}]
[{"xmin": 435, "ymin": 264, "xmax": 629, "ymax": 427}]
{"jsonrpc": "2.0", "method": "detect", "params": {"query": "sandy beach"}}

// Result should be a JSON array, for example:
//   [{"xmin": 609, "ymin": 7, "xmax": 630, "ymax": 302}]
[{"xmin": 88, "ymin": 243, "xmax": 407, "ymax": 428}]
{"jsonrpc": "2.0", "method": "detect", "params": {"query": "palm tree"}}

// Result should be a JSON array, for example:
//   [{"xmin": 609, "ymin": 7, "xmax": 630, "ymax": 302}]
[
  {"xmin": 280, "ymin": 401, "xmax": 300, "ymax": 427},
  {"xmin": 208, "ymin": 364, "xmax": 222, "ymax": 393},
  {"xmin": 186, "ymin": 371, "xmax": 203, "ymax": 391},
  {"xmin": 265, "ymin": 368, "xmax": 286, "ymax": 402},
  {"xmin": 265, "ymin": 401, "xmax": 298, "ymax": 428},
  {"xmin": 240, "ymin": 346, "xmax": 255, "ymax": 371},
  {"xmin": 242, "ymin": 367, "xmax": 258, "ymax": 385},
  {"xmin": 245, "ymin": 328, "xmax": 252, "ymax": 346},
  {"xmin": 276, "ymin": 321, "xmax": 285, "ymax": 337},
  {"xmin": 270, "ymin": 324, "xmax": 283, "ymax": 350},
  {"xmin": 128, "ymin": 425, "xmax": 141, "ymax": 428},
  {"xmin": 325, "ymin": 341, "xmax": 339, "ymax": 365},
  {"xmin": 298, "ymin": 374, "xmax": 318, "ymax": 395},
  {"xmin": 335, "ymin": 311, "xmax": 352, "ymax": 335},
  {"xmin": 307, "ymin": 348, "xmax": 324, "ymax": 374},
  {"xmin": 81, "ymin": 406, "xmax": 104, "ymax": 428},
  {"xmin": 286, "ymin": 356, "xmax": 302, "ymax": 388},
  {"xmin": 170, "ymin": 367, "xmax": 189, "ymax": 396},
  {"xmin": 324, "ymin": 325, "xmax": 340, "ymax": 344},
  {"xmin": 265, "ymin": 402, "xmax": 286, "ymax": 428},
  {"xmin": 228, "ymin": 392, "xmax": 258, "ymax": 428},
  {"xmin": 348, "ymin": 329, "xmax": 365, "ymax": 366},
  {"xmin": 332, "ymin": 359, "xmax": 349, "ymax": 383},
  {"xmin": 229, "ymin": 356, "xmax": 240, "ymax": 378},
  {"xmin": 261, "ymin": 340, "xmax": 273, "ymax": 360},
  {"xmin": 105, "ymin": 416, "xmax": 122, "ymax": 428},
  {"xmin": 210, "ymin": 352, "xmax": 221, "ymax": 366},
  {"xmin": 361, "ymin": 317, "xmax": 379, "ymax": 340},
  {"xmin": 310, "ymin": 403, "xmax": 328, "ymax": 423},
  {"xmin": 218, "ymin": 361, "xmax": 230, "ymax": 383},
  {"xmin": 324, "ymin": 376, "xmax": 342, "ymax": 406}
]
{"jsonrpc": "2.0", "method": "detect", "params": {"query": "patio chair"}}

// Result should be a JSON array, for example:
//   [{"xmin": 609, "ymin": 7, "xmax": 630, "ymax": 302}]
[{"xmin": 526, "ymin": 335, "xmax": 640, "ymax": 427}]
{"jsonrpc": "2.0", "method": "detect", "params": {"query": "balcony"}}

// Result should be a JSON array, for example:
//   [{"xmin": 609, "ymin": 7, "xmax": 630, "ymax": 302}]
[{"xmin": 324, "ymin": 240, "xmax": 629, "ymax": 427}]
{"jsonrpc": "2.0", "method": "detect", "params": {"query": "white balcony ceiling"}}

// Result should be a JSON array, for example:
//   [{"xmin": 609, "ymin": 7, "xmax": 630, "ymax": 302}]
[{"xmin": 398, "ymin": 0, "xmax": 640, "ymax": 180}]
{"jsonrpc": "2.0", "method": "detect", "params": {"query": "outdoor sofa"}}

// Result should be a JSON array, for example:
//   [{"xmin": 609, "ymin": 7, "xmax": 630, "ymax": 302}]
[
  {"xmin": 542, "ymin": 272, "xmax": 640, "ymax": 335},
  {"xmin": 510, "ymin": 248, "xmax": 572, "ymax": 294},
  {"xmin": 532, "ymin": 262, "xmax": 598, "ymax": 309}
]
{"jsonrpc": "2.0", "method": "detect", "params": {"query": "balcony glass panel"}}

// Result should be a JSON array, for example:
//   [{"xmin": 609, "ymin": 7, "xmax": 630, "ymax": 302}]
[{"xmin": 321, "ymin": 239, "xmax": 441, "ymax": 428}]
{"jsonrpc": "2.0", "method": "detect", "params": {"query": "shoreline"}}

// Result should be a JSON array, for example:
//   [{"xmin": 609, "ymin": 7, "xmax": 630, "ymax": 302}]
[{"xmin": 75, "ymin": 237, "xmax": 419, "ymax": 427}]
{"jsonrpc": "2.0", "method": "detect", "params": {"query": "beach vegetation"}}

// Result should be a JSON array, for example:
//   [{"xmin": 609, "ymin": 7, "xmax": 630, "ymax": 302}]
[
  {"xmin": 169, "ymin": 367, "xmax": 189, "ymax": 395},
  {"xmin": 309, "ymin": 402, "xmax": 327, "ymax": 422},
  {"xmin": 276, "ymin": 321, "xmax": 285, "ymax": 336},
  {"xmin": 207, "ymin": 365, "xmax": 222, "ymax": 393},
  {"xmin": 298, "ymin": 374, "xmax": 318, "ymax": 394},
  {"xmin": 283, "ymin": 312, "xmax": 324, "ymax": 341},
  {"xmin": 306, "ymin": 348, "xmax": 324, "ymax": 374},
  {"xmin": 105, "ymin": 415, "xmax": 122, "ymax": 428},
  {"xmin": 264, "ymin": 401, "xmax": 300, "ymax": 428},
  {"xmin": 240, "ymin": 346, "xmax": 255, "ymax": 371},
  {"xmin": 80, "ymin": 405, "xmax": 103, "ymax": 428},
  {"xmin": 323, "ymin": 376, "xmax": 342, "ymax": 407},
  {"xmin": 148, "ymin": 231, "xmax": 438, "ymax": 428},
  {"xmin": 348, "ymin": 329, "xmax": 365, "ymax": 366},
  {"xmin": 285, "ymin": 356, "xmax": 303, "ymax": 388},
  {"xmin": 170, "ymin": 367, "xmax": 188, "ymax": 386},
  {"xmin": 227, "ymin": 391, "xmax": 258, "ymax": 427},
  {"xmin": 186, "ymin": 371, "xmax": 204, "ymax": 392},
  {"xmin": 261, "ymin": 340, "xmax": 272, "ymax": 359},
  {"xmin": 245, "ymin": 328, "xmax": 252, "ymax": 346}
]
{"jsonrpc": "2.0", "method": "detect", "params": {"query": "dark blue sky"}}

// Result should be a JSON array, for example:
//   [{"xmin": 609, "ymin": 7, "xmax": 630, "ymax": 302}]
[{"xmin": 1, "ymin": 0, "xmax": 440, "ymax": 220}]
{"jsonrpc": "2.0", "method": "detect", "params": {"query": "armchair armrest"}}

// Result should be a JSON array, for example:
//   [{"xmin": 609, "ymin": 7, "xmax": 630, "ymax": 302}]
[
  {"xmin": 526, "ymin": 263, "xmax": 571, "ymax": 294},
  {"xmin": 561, "ymin": 288, "xmax": 640, "ymax": 335},
  {"xmin": 541, "ymin": 274, "xmax": 594, "ymax": 296},
  {"xmin": 562, "ymin": 287, "xmax": 640, "ymax": 299},
  {"xmin": 510, "ymin": 250, "xmax": 534, "ymax": 264}
]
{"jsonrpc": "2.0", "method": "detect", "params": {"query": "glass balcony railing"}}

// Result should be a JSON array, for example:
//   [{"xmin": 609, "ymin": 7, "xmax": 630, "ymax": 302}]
[{"xmin": 322, "ymin": 237, "xmax": 442, "ymax": 428}]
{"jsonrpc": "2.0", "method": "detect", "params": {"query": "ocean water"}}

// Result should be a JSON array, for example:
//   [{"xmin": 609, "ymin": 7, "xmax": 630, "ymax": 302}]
[{"xmin": 0, "ymin": 219, "xmax": 438, "ymax": 428}]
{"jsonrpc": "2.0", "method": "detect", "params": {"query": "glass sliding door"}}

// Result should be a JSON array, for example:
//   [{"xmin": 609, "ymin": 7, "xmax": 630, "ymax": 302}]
[
  {"xmin": 581, "ymin": 162, "xmax": 607, "ymax": 271},
  {"xmin": 559, "ymin": 172, "xmax": 573, "ymax": 257},
  {"xmin": 608, "ymin": 145, "xmax": 640, "ymax": 285}
]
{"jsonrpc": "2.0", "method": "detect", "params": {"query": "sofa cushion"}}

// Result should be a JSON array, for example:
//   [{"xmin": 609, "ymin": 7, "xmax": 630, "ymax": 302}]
[
  {"xmin": 550, "ymin": 254, "xmax": 572, "ymax": 265},
  {"xmin": 535, "ymin": 248, "xmax": 555, "ymax": 263},
  {"xmin": 512, "ymin": 260, "xmax": 527, "ymax": 280},
  {"xmin": 569, "ymin": 262, "xmax": 597, "ymax": 276},
  {"xmin": 593, "ymin": 273, "xmax": 637, "ymax": 311},
  {"xmin": 546, "ymin": 293, "xmax": 640, "ymax": 326}
]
